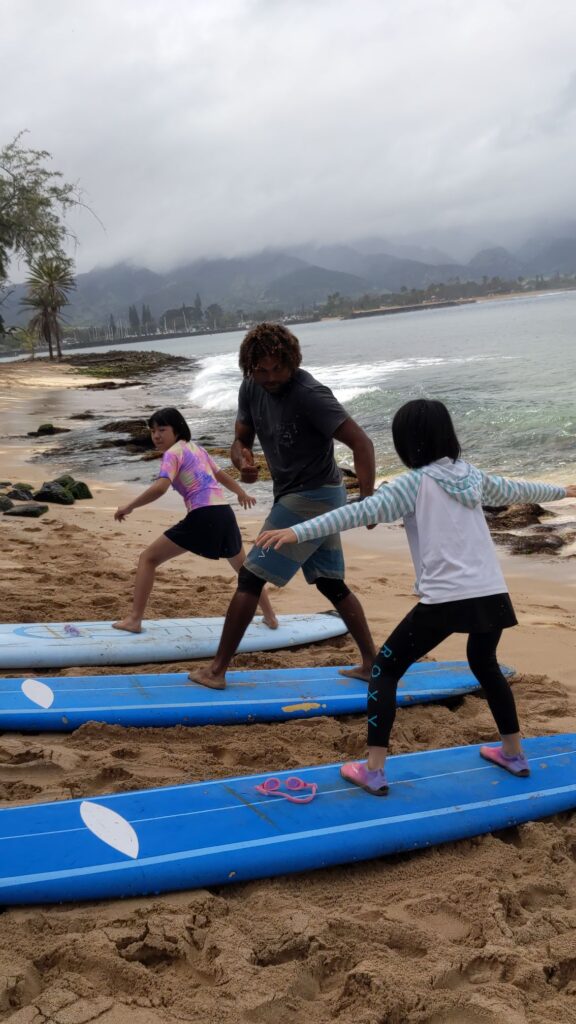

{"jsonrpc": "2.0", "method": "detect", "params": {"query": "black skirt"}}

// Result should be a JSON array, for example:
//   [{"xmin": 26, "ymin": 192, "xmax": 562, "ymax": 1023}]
[
  {"xmin": 164, "ymin": 505, "xmax": 242, "ymax": 560},
  {"xmin": 408, "ymin": 593, "xmax": 518, "ymax": 633}
]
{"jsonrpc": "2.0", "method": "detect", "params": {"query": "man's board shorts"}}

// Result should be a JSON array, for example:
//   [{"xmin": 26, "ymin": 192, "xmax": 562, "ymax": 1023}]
[
  {"xmin": 245, "ymin": 484, "xmax": 347, "ymax": 587},
  {"xmin": 164, "ymin": 505, "xmax": 242, "ymax": 559}
]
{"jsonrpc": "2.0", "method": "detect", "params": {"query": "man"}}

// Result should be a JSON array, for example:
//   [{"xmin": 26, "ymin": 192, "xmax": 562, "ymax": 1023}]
[{"xmin": 188, "ymin": 321, "xmax": 377, "ymax": 689}]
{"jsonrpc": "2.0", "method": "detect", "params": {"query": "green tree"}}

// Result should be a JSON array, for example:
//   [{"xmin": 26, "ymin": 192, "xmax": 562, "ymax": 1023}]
[
  {"xmin": 11, "ymin": 325, "xmax": 40, "ymax": 359},
  {"xmin": 20, "ymin": 254, "xmax": 76, "ymax": 360},
  {"xmin": 204, "ymin": 303, "xmax": 224, "ymax": 330},
  {"xmin": 0, "ymin": 133, "xmax": 81, "ymax": 289},
  {"xmin": 324, "ymin": 291, "xmax": 354, "ymax": 315},
  {"xmin": 141, "ymin": 304, "xmax": 156, "ymax": 333},
  {"xmin": 128, "ymin": 304, "xmax": 140, "ymax": 333},
  {"xmin": 192, "ymin": 292, "xmax": 203, "ymax": 323}
]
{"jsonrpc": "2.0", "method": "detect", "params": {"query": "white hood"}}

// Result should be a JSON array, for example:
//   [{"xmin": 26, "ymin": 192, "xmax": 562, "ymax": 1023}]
[{"xmin": 421, "ymin": 458, "xmax": 484, "ymax": 509}]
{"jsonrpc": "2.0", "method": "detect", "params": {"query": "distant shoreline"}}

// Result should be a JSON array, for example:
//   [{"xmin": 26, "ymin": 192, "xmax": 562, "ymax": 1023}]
[
  {"xmin": 341, "ymin": 285, "xmax": 576, "ymax": 321},
  {"xmin": 2, "ymin": 285, "xmax": 576, "ymax": 360},
  {"xmin": 343, "ymin": 298, "xmax": 477, "ymax": 319}
]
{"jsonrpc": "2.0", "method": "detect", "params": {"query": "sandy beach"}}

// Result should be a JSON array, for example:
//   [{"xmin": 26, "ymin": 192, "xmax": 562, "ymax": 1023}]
[{"xmin": 0, "ymin": 359, "xmax": 575, "ymax": 1024}]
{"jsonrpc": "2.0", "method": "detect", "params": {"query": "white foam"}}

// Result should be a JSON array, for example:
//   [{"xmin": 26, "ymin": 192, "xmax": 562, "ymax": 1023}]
[
  {"xmin": 187, "ymin": 351, "xmax": 517, "ymax": 413},
  {"xmin": 188, "ymin": 353, "xmax": 239, "ymax": 411}
]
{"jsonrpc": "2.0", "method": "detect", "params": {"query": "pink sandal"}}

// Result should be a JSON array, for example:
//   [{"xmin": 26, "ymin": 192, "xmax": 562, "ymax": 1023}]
[
  {"xmin": 340, "ymin": 761, "xmax": 389, "ymax": 796},
  {"xmin": 480, "ymin": 745, "xmax": 530, "ymax": 777}
]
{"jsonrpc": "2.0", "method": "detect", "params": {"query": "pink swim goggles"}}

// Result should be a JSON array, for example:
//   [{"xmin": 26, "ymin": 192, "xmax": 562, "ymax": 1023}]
[{"xmin": 255, "ymin": 775, "xmax": 318, "ymax": 804}]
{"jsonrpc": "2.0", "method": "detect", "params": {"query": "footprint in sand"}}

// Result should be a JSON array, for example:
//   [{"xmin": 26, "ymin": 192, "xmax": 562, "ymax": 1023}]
[
  {"xmin": 383, "ymin": 898, "xmax": 473, "ymax": 943},
  {"xmin": 206, "ymin": 743, "xmax": 261, "ymax": 768},
  {"xmin": 0, "ymin": 742, "xmax": 83, "ymax": 775},
  {"xmin": 95, "ymin": 764, "xmax": 135, "ymax": 784},
  {"xmin": 110, "ymin": 746, "xmax": 141, "ymax": 761},
  {"xmin": 0, "ymin": 781, "xmax": 43, "ymax": 801},
  {"xmin": 432, "ymin": 952, "xmax": 513, "ymax": 991}
]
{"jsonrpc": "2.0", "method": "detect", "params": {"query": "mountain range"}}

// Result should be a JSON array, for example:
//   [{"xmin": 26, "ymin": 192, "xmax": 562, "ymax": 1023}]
[{"xmin": 3, "ymin": 234, "xmax": 576, "ymax": 327}]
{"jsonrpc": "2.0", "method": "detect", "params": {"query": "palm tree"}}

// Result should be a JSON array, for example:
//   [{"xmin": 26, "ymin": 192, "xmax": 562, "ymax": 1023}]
[{"xmin": 21, "ymin": 254, "xmax": 76, "ymax": 360}]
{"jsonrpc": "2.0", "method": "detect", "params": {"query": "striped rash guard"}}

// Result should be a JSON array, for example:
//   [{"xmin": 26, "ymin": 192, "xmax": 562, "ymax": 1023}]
[{"xmin": 291, "ymin": 458, "xmax": 567, "ymax": 604}]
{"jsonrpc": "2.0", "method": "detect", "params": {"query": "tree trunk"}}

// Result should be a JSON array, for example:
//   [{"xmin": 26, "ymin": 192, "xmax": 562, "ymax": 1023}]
[
  {"xmin": 44, "ymin": 315, "xmax": 54, "ymax": 360},
  {"xmin": 52, "ymin": 312, "xmax": 63, "ymax": 360}
]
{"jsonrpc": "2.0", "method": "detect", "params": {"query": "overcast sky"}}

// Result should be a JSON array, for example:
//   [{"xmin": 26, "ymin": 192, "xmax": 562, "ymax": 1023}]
[{"xmin": 3, "ymin": 0, "xmax": 576, "ymax": 275}]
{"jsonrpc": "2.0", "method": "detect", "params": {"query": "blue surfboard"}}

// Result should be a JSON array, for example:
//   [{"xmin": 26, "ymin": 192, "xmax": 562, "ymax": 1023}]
[
  {"xmin": 1, "ymin": 734, "xmax": 574, "ymax": 905},
  {"xmin": 0, "ymin": 660, "xmax": 494, "ymax": 731}
]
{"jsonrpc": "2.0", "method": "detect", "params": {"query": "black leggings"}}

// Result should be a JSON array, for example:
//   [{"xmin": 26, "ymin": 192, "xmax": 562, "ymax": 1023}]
[{"xmin": 368, "ymin": 615, "xmax": 520, "ymax": 747}]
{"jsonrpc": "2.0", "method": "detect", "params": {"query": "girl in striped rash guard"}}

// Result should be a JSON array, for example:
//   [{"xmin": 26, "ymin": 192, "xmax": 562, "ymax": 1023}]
[{"xmin": 257, "ymin": 399, "xmax": 576, "ymax": 796}]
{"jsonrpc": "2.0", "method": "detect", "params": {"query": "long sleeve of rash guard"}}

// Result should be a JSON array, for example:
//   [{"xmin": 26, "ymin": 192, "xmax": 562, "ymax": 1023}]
[
  {"xmin": 292, "ymin": 472, "xmax": 421, "ymax": 543},
  {"xmin": 480, "ymin": 473, "xmax": 566, "ymax": 506},
  {"xmin": 292, "ymin": 469, "xmax": 566, "ymax": 546}
]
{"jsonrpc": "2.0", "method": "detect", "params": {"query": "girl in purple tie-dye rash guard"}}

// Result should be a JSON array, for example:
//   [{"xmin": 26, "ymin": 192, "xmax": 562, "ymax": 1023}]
[{"xmin": 113, "ymin": 407, "xmax": 277, "ymax": 633}]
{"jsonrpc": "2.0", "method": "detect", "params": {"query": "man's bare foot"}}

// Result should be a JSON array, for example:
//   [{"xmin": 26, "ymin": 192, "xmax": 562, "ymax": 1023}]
[
  {"xmin": 262, "ymin": 612, "xmax": 279, "ymax": 630},
  {"xmin": 339, "ymin": 665, "xmax": 371, "ymax": 682},
  {"xmin": 112, "ymin": 618, "xmax": 142, "ymax": 634},
  {"xmin": 187, "ymin": 667, "xmax": 227, "ymax": 690}
]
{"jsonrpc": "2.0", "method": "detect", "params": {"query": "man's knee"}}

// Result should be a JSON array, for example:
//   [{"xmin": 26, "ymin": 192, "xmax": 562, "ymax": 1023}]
[
  {"xmin": 314, "ymin": 577, "xmax": 351, "ymax": 605},
  {"xmin": 237, "ymin": 565, "xmax": 266, "ymax": 597}
]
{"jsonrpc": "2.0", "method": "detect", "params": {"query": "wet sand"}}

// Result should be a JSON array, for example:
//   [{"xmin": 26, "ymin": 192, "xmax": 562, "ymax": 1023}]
[{"xmin": 0, "ymin": 359, "xmax": 575, "ymax": 1024}]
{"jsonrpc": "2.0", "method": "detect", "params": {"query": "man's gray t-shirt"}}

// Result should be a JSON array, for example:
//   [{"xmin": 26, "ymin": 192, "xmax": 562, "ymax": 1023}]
[{"xmin": 237, "ymin": 369, "xmax": 349, "ymax": 499}]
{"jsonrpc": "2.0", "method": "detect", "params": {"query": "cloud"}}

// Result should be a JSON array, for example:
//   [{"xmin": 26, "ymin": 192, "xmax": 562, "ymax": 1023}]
[{"xmin": 3, "ymin": 0, "xmax": 576, "ymax": 273}]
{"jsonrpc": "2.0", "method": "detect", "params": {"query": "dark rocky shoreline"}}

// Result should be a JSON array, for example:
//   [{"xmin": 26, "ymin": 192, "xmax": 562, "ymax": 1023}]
[
  {"xmin": 66, "ymin": 349, "xmax": 193, "ymax": 379},
  {"xmin": 485, "ymin": 503, "xmax": 576, "ymax": 556},
  {"xmin": 20, "ymin": 350, "xmax": 197, "ymax": 470},
  {"xmin": 0, "ymin": 474, "xmax": 93, "ymax": 518}
]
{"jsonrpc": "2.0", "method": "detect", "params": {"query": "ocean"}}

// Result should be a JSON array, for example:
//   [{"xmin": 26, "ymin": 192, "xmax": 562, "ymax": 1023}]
[{"xmin": 14, "ymin": 289, "xmax": 576, "ymax": 485}]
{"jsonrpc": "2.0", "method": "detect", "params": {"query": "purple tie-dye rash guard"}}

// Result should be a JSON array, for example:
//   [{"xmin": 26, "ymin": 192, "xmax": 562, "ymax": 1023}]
[{"xmin": 158, "ymin": 440, "xmax": 229, "ymax": 512}]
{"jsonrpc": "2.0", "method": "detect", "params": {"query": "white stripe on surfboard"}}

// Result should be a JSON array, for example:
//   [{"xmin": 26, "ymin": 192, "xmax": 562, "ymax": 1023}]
[{"xmin": 4, "ymin": 670, "xmax": 481, "ymax": 695}]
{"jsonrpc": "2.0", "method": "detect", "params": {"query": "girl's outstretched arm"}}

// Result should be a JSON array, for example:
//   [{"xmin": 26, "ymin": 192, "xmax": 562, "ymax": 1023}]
[
  {"xmin": 257, "ymin": 472, "xmax": 420, "ymax": 550},
  {"xmin": 114, "ymin": 477, "xmax": 171, "ymax": 521},
  {"xmin": 480, "ymin": 473, "xmax": 575, "ymax": 506},
  {"xmin": 214, "ymin": 468, "xmax": 256, "ymax": 509}
]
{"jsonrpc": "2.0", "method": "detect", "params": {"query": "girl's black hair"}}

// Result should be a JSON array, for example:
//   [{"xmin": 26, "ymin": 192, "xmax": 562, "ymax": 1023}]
[
  {"xmin": 147, "ymin": 407, "xmax": 191, "ymax": 442},
  {"xmin": 392, "ymin": 399, "xmax": 461, "ymax": 468}
]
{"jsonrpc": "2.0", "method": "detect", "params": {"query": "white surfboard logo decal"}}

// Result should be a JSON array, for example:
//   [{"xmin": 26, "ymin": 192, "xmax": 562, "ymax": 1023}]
[
  {"xmin": 80, "ymin": 801, "xmax": 140, "ymax": 859},
  {"xmin": 21, "ymin": 678, "xmax": 55, "ymax": 709}
]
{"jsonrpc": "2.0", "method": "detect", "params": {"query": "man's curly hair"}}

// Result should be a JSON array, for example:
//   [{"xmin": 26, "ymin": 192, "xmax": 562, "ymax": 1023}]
[{"xmin": 238, "ymin": 322, "xmax": 302, "ymax": 377}]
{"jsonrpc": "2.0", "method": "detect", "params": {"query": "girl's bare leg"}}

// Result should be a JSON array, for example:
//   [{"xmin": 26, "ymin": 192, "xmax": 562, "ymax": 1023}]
[
  {"xmin": 113, "ymin": 535, "xmax": 187, "ymax": 632},
  {"xmin": 228, "ymin": 549, "xmax": 278, "ymax": 629}
]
